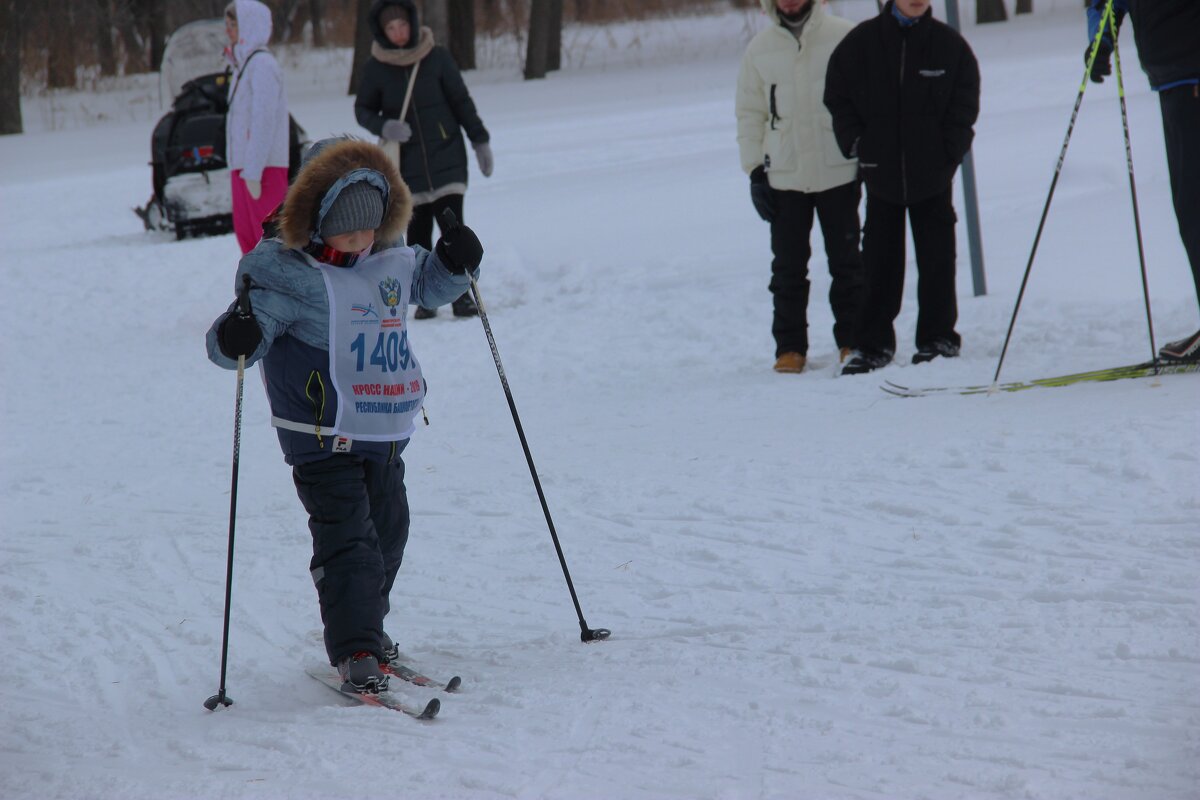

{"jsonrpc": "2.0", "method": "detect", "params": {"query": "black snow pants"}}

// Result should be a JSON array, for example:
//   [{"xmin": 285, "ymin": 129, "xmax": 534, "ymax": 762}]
[
  {"xmin": 769, "ymin": 179, "xmax": 864, "ymax": 356},
  {"xmin": 1160, "ymin": 83, "xmax": 1200, "ymax": 312},
  {"xmin": 854, "ymin": 185, "xmax": 961, "ymax": 356},
  {"xmin": 292, "ymin": 449, "xmax": 410, "ymax": 665}
]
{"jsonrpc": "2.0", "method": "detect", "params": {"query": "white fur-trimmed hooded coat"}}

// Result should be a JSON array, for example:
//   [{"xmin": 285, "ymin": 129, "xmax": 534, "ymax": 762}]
[
  {"xmin": 225, "ymin": 0, "xmax": 290, "ymax": 181},
  {"xmin": 735, "ymin": 0, "xmax": 858, "ymax": 193}
]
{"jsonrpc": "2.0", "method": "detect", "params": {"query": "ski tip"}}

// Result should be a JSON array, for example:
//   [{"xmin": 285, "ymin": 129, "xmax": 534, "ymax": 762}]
[
  {"xmin": 444, "ymin": 676, "xmax": 462, "ymax": 693},
  {"xmin": 418, "ymin": 698, "xmax": 440, "ymax": 720}
]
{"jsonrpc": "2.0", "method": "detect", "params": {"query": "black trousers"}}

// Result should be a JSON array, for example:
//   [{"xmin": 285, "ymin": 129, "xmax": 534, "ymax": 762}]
[
  {"xmin": 855, "ymin": 186, "xmax": 960, "ymax": 355},
  {"xmin": 1160, "ymin": 83, "xmax": 1200, "ymax": 313},
  {"xmin": 407, "ymin": 193, "xmax": 469, "ymax": 309},
  {"xmin": 293, "ymin": 452, "xmax": 410, "ymax": 665},
  {"xmin": 769, "ymin": 180, "xmax": 864, "ymax": 356}
]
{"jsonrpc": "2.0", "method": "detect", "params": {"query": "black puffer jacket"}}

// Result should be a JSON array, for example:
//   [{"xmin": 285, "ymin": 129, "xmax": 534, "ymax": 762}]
[
  {"xmin": 354, "ymin": 0, "xmax": 489, "ymax": 196},
  {"xmin": 1122, "ymin": 0, "xmax": 1200, "ymax": 89},
  {"xmin": 823, "ymin": 1, "xmax": 979, "ymax": 205}
]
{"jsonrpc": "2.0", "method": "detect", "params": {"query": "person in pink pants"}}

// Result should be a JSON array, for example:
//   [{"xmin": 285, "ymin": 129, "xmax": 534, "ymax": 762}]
[{"xmin": 224, "ymin": 0, "xmax": 290, "ymax": 254}]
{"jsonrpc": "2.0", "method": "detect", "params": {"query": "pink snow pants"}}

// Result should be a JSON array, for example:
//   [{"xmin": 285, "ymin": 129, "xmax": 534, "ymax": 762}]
[{"xmin": 231, "ymin": 167, "xmax": 289, "ymax": 255}]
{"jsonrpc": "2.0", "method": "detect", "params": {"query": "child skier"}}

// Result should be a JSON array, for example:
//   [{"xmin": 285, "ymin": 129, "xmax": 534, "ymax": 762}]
[{"xmin": 205, "ymin": 137, "xmax": 483, "ymax": 693}]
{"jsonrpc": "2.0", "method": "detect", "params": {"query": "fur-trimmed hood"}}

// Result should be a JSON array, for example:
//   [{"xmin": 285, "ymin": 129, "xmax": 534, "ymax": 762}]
[{"xmin": 277, "ymin": 138, "xmax": 412, "ymax": 249}]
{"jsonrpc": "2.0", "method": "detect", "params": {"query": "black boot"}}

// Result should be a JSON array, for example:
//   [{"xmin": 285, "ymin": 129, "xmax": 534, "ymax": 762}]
[
  {"xmin": 912, "ymin": 338, "xmax": 961, "ymax": 364},
  {"xmin": 413, "ymin": 305, "xmax": 437, "ymax": 320},
  {"xmin": 1159, "ymin": 328, "xmax": 1200, "ymax": 362},
  {"xmin": 841, "ymin": 348, "xmax": 894, "ymax": 376},
  {"xmin": 452, "ymin": 292, "xmax": 479, "ymax": 318}
]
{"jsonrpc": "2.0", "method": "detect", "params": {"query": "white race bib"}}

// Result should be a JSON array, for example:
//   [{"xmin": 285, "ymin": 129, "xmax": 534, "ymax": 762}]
[{"xmin": 317, "ymin": 249, "xmax": 425, "ymax": 441}]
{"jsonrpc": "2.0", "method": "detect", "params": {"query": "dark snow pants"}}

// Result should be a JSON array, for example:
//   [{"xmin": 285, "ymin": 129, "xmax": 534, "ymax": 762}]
[
  {"xmin": 1160, "ymin": 83, "xmax": 1200, "ymax": 313},
  {"xmin": 292, "ymin": 450, "xmax": 410, "ymax": 665},
  {"xmin": 854, "ymin": 186, "xmax": 961, "ymax": 355},
  {"xmin": 769, "ymin": 180, "xmax": 864, "ymax": 356}
]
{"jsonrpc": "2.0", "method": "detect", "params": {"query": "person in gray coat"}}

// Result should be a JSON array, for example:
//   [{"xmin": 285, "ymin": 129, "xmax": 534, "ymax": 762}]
[
  {"xmin": 206, "ymin": 138, "xmax": 484, "ymax": 693},
  {"xmin": 355, "ymin": 0, "xmax": 492, "ymax": 320}
]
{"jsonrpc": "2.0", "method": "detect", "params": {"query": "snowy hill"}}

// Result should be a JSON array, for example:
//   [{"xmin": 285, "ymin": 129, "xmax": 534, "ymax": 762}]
[{"xmin": 1, "ymin": 6, "xmax": 1197, "ymax": 800}]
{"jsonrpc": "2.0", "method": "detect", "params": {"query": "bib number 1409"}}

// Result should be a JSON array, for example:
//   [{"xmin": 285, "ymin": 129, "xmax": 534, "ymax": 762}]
[{"xmin": 350, "ymin": 330, "xmax": 412, "ymax": 373}]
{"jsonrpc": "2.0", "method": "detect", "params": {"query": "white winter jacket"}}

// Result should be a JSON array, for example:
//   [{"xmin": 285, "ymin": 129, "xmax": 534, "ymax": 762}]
[
  {"xmin": 736, "ymin": 1, "xmax": 857, "ymax": 193},
  {"xmin": 225, "ymin": 0, "xmax": 289, "ymax": 181}
]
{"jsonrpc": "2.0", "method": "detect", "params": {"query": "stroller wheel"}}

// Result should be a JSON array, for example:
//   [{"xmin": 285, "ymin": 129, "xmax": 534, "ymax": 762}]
[{"xmin": 136, "ymin": 198, "xmax": 169, "ymax": 232}]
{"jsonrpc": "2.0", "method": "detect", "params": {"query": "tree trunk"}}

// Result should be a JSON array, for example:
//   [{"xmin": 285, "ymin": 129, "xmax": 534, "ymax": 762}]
[
  {"xmin": 112, "ymin": 0, "xmax": 147, "ymax": 73},
  {"xmin": 137, "ymin": 0, "xmax": 167, "ymax": 72},
  {"xmin": 47, "ymin": 2, "xmax": 78, "ymax": 89},
  {"xmin": 976, "ymin": 0, "xmax": 1008, "ymax": 23},
  {"xmin": 448, "ymin": 0, "xmax": 475, "ymax": 70},
  {"xmin": 1015, "ymin": 0, "xmax": 1032, "ymax": 13},
  {"xmin": 424, "ymin": 0, "xmax": 449, "ymax": 49},
  {"xmin": 576, "ymin": 0, "xmax": 591, "ymax": 22},
  {"xmin": 348, "ymin": 0, "xmax": 373, "ymax": 94},
  {"xmin": 525, "ymin": 0, "xmax": 551, "ymax": 80},
  {"xmin": 0, "ymin": 0, "xmax": 22, "ymax": 135},
  {"xmin": 95, "ymin": 0, "xmax": 119, "ymax": 76},
  {"xmin": 272, "ymin": 0, "xmax": 303, "ymax": 43},
  {"xmin": 480, "ymin": 0, "xmax": 501, "ymax": 31},
  {"xmin": 309, "ymin": 0, "xmax": 325, "ymax": 47},
  {"xmin": 547, "ymin": 0, "xmax": 563, "ymax": 72}
]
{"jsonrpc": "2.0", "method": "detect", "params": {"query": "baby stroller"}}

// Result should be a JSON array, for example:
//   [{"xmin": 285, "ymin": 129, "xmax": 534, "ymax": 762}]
[{"xmin": 136, "ymin": 19, "xmax": 308, "ymax": 240}]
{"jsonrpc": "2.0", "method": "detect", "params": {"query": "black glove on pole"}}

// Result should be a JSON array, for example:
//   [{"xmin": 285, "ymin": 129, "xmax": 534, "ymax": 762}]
[
  {"xmin": 1085, "ymin": 40, "xmax": 1112, "ymax": 83},
  {"xmin": 216, "ymin": 276, "xmax": 263, "ymax": 359},
  {"xmin": 749, "ymin": 165, "xmax": 776, "ymax": 223},
  {"xmin": 204, "ymin": 275, "xmax": 254, "ymax": 711},
  {"xmin": 448, "ymin": 209, "xmax": 609, "ymax": 643},
  {"xmin": 435, "ymin": 208, "xmax": 484, "ymax": 274}
]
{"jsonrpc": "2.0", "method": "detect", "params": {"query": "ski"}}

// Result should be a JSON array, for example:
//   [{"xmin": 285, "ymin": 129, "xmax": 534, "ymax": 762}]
[
  {"xmin": 882, "ymin": 360, "xmax": 1199, "ymax": 397},
  {"xmin": 383, "ymin": 661, "xmax": 462, "ymax": 693},
  {"xmin": 307, "ymin": 667, "xmax": 440, "ymax": 720}
]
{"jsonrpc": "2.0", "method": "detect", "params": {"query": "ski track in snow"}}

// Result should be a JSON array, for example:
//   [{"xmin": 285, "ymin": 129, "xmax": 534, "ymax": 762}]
[{"xmin": 2, "ymin": 6, "xmax": 1198, "ymax": 800}]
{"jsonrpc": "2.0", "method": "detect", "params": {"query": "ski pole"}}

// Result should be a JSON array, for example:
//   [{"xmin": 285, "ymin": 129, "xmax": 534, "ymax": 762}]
[
  {"xmin": 992, "ymin": 0, "xmax": 1116, "ymax": 388},
  {"xmin": 1110, "ymin": 34, "xmax": 1159, "ymax": 371},
  {"xmin": 205, "ymin": 276, "xmax": 253, "ymax": 710},
  {"xmin": 461, "ymin": 256, "xmax": 610, "ymax": 644}
]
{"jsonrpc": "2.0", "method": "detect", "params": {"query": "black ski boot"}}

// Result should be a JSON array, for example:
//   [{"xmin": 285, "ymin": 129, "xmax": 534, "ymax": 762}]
[
  {"xmin": 1159, "ymin": 329, "xmax": 1200, "ymax": 363},
  {"xmin": 912, "ymin": 338, "xmax": 960, "ymax": 364},
  {"xmin": 452, "ymin": 292, "xmax": 479, "ymax": 318},
  {"xmin": 337, "ymin": 651, "xmax": 389, "ymax": 694}
]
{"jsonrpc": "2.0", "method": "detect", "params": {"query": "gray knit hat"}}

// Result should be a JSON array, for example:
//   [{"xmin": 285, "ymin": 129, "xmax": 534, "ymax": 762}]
[{"xmin": 320, "ymin": 181, "xmax": 385, "ymax": 238}]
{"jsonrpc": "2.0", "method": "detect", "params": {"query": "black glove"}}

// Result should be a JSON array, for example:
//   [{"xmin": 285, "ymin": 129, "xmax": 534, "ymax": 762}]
[
  {"xmin": 749, "ymin": 166, "xmax": 776, "ymax": 223},
  {"xmin": 1086, "ymin": 40, "xmax": 1112, "ymax": 83},
  {"xmin": 217, "ymin": 275, "xmax": 263, "ymax": 359},
  {"xmin": 435, "ymin": 208, "xmax": 484, "ymax": 274}
]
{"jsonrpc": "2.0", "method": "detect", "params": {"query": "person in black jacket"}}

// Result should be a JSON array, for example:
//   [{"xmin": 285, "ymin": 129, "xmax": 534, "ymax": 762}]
[
  {"xmin": 355, "ymin": 0, "xmax": 493, "ymax": 320},
  {"xmin": 824, "ymin": 0, "xmax": 979, "ymax": 375},
  {"xmin": 1085, "ymin": 0, "xmax": 1200, "ymax": 363}
]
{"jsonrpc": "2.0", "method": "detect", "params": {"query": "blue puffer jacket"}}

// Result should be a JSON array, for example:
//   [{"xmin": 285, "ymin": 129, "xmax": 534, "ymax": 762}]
[{"xmin": 206, "ymin": 138, "xmax": 475, "ymax": 465}]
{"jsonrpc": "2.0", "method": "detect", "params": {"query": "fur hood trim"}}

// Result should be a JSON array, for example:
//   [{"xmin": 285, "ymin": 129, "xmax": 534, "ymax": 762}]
[{"xmin": 277, "ymin": 139, "xmax": 412, "ymax": 249}]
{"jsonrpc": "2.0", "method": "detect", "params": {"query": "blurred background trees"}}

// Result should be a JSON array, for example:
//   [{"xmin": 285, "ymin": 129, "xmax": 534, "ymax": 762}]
[{"xmin": 2, "ymin": 0, "xmax": 1034, "ymax": 135}]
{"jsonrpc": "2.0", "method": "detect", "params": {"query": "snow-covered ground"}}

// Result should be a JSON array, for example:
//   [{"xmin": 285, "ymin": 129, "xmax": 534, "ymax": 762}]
[{"xmin": 2, "ymin": 6, "xmax": 1198, "ymax": 799}]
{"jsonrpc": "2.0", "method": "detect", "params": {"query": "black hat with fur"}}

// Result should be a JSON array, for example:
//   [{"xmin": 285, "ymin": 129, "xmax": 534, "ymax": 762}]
[{"xmin": 277, "ymin": 138, "xmax": 412, "ymax": 250}]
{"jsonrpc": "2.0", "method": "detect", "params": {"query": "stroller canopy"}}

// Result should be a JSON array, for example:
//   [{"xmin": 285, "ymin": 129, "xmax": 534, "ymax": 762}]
[{"xmin": 161, "ymin": 19, "xmax": 230, "ymax": 105}]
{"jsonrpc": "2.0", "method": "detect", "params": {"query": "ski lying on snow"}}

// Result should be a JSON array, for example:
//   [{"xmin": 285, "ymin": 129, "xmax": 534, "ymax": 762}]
[
  {"xmin": 384, "ymin": 661, "xmax": 462, "ymax": 693},
  {"xmin": 307, "ymin": 667, "xmax": 440, "ymax": 720},
  {"xmin": 881, "ymin": 360, "xmax": 1199, "ymax": 397}
]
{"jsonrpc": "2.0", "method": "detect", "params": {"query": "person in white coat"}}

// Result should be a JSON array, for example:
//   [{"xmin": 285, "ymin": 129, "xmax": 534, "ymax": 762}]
[
  {"xmin": 225, "ymin": 0, "xmax": 290, "ymax": 254},
  {"xmin": 736, "ymin": 0, "xmax": 863, "ymax": 373}
]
